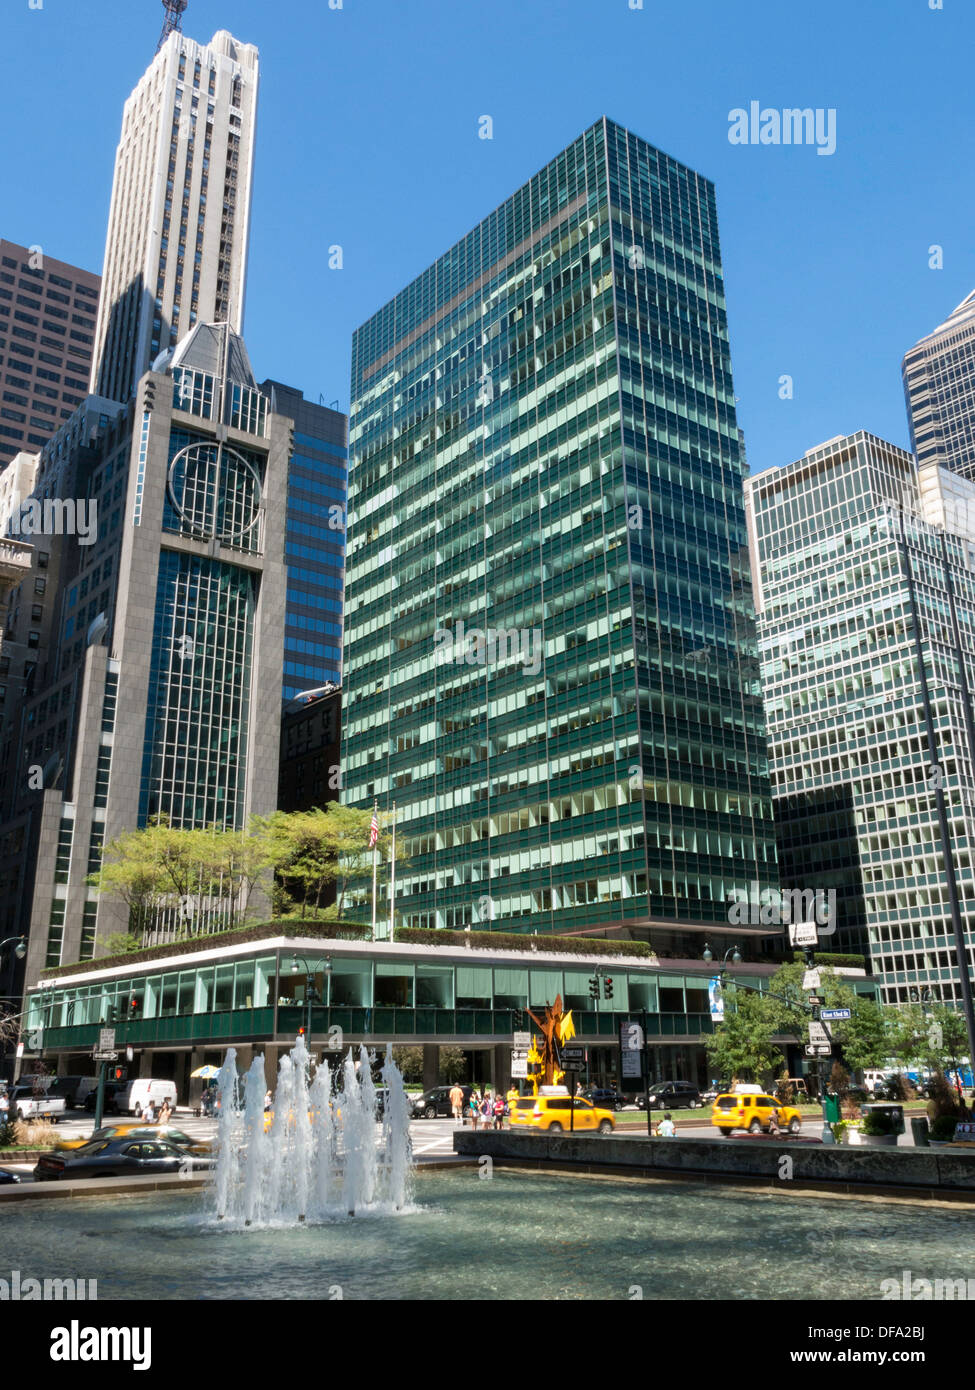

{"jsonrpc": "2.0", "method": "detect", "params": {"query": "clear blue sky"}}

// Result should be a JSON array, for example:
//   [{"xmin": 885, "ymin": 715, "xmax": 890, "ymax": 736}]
[{"xmin": 2, "ymin": 0, "xmax": 972, "ymax": 475}]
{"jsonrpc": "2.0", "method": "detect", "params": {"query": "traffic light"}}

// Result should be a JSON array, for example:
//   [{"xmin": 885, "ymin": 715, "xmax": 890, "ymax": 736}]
[
  {"xmin": 297, "ymin": 1025, "xmax": 306, "ymax": 1036},
  {"xmin": 588, "ymin": 977, "xmax": 600, "ymax": 1000},
  {"xmin": 129, "ymin": 997, "xmax": 139, "ymax": 1017},
  {"xmin": 603, "ymin": 976, "xmax": 614, "ymax": 1001}
]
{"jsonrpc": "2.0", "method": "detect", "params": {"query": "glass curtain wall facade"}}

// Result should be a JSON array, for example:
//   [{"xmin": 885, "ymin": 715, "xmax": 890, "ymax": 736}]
[
  {"xmin": 745, "ymin": 432, "xmax": 975, "ymax": 1006},
  {"xmin": 903, "ymin": 290, "xmax": 975, "ymax": 482},
  {"xmin": 345, "ymin": 118, "xmax": 776, "ymax": 945}
]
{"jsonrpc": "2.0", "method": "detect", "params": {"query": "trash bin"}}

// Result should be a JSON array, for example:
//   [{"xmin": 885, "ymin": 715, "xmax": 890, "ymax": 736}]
[
  {"xmin": 862, "ymin": 1102, "xmax": 905, "ymax": 1136},
  {"xmin": 823, "ymin": 1093, "xmax": 842, "ymax": 1124},
  {"xmin": 911, "ymin": 1115, "xmax": 930, "ymax": 1148}
]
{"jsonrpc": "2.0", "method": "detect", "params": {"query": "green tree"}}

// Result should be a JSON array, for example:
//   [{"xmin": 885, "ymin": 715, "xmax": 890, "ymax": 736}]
[
  {"xmin": 265, "ymin": 805, "xmax": 405, "ymax": 919},
  {"xmin": 705, "ymin": 988, "xmax": 784, "ymax": 1085},
  {"xmin": 100, "ymin": 932, "xmax": 143, "ymax": 957}
]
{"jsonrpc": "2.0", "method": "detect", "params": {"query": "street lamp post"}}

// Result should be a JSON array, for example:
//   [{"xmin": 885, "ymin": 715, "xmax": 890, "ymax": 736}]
[
  {"xmin": 0, "ymin": 938, "xmax": 27, "ymax": 1086},
  {"xmin": 289, "ymin": 955, "xmax": 331, "ymax": 1058}
]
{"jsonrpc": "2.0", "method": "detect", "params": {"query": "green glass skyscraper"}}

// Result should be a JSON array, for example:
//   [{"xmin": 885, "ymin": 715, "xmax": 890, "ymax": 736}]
[{"xmin": 344, "ymin": 118, "xmax": 776, "ymax": 953}]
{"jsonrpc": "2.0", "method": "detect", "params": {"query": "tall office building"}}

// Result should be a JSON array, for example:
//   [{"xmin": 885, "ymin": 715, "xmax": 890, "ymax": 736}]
[
  {"xmin": 0, "ymin": 239, "xmax": 100, "ymax": 467},
  {"xmin": 344, "ymin": 118, "xmax": 777, "ymax": 951},
  {"xmin": 91, "ymin": 28, "xmax": 258, "ymax": 404},
  {"xmin": 259, "ymin": 380, "xmax": 347, "ymax": 700},
  {"xmin": 745, "ymin": 432, "xmax": 975, "ymax": 1015},
  {"xmin": 0, "ymin": 324, "xmax": 289, "ymax": 988},
  {"xmin": 903, "ymin": 289, "xmax": 975, "ymax": 481}
]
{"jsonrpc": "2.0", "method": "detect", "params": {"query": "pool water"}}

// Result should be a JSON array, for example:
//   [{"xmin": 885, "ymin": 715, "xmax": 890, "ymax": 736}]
[{"xmin": 5, "ymin": 1170, "xmax": 973, "ymax": 1300}]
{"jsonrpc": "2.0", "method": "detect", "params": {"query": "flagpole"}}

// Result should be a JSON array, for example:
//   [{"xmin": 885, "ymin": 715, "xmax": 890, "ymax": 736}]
[{"xmin": 389, "ymin": 801, "xmax": 396, "ymax": 942}]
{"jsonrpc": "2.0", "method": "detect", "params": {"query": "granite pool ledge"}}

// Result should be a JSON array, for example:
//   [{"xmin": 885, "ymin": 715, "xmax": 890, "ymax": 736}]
[{"xmin": 453, "ymin": 1130, "xmax": 975, "ymax": 1198}]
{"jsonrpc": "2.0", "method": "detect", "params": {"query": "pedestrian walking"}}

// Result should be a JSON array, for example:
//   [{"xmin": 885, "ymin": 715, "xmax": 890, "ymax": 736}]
[
  {"xmin": 469, "ymin": 1090, "xmax": 480, "ymax": 1132},
  {"xmin": 264, "ymin": 1089, "xmax": 272, "ymax": 1113},
  {"xmin": 449, "ymin": 1081, "xmax": 464, "ymax": 1123},
  {"xmin": 656, "ymin": 1111, "xmax": 676, "ymax": 1137},
  {"xmin": 479, "ymin": 1090, "xmax": 492, "ymax": 1127},
  {"xmin": 142, "ymin": 1099, "xmax": 156, "ymax": 1125},
  {"xmin": 493, "ymin": 1092, "xmax": 505, "ymax": 1130},
  {"xmin": 0, "ymin": 1090, "xmax": 8, "ymax": 1122},
  {"xmin": 158, "ymin": 1098, "xmax": 173, "ymax": 1126}
]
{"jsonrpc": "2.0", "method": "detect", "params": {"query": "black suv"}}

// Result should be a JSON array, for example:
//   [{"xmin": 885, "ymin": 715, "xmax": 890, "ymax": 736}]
[
  {"xmin": 580, "ymin": 1087, "xmax": 630, "ymax": 1112},
  {"xmin": 83, "ymin": 1082, "xmax": 124, "ymax": 1115},
  {"xmin": 637, "ymin": 1081, "xmax": 703, "ymax": 1110},
  {"xmin": 410, "ymin": 1084, "xmax": 474, "ymax": 1118}
]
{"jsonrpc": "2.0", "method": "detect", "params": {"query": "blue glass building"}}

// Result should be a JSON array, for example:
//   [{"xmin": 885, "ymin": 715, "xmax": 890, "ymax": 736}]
[{"xmin": 261, "ymin": 380, "xmax": 347, "ymax": 700}]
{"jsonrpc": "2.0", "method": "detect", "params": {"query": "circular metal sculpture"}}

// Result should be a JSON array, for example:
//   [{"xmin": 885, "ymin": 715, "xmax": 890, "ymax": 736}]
[{"xmin": 167, "ymin": 441, "xmax": 261, "ymax": 546}]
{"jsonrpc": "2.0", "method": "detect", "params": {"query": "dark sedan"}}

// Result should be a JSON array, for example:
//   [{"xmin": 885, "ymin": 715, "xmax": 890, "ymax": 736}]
[
  {"xmin": 0, "ymin": 1169, "xmax": 21, "ymax": 1185},
  {"xmin": 34, "ymin": 1137, "xmax": 214, "ymax": 1181}
]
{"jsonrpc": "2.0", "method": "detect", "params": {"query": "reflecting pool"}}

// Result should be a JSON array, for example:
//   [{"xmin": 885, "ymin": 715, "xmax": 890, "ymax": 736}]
[{"xmin": 5, "ymin": 1170, "xmax": 972, "ymax": 1300}]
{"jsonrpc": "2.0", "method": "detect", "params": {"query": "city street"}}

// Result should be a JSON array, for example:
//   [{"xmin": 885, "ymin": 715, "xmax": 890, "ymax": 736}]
[{"xmin": 0, "ymin": 1104, "xmax": 928, "ymax": 1184}]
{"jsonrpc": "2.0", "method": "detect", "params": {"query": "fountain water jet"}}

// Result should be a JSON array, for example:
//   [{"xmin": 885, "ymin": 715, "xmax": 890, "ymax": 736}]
[{"xmin": 211, "ymin": 1035, "xmax": 414, "ymax": 1227}]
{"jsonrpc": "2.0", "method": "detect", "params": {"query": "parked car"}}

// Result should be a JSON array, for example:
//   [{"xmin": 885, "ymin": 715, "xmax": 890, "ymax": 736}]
[
  {"xmin": 7, "ymin": 1085, "xmax": 65, "ymax": 1122},
  {"xmin": 509, "ymin": 1094, "xmax": 615, "ymax": 1133},
  {"xmin": 55, "ymin": 1124, "xmax": 212, "ymax": 1155},
  {"xmin": 84, "ymin": 1082, "xmax": 125, "ymax": 1114},
  {"xmin": 580, "ymin": 1087, "xmax": 630, "ymax": 1112},
  {"xmin": 410, "ymin": 1084, "xmax": 473, "ymax": 1118},
  {"xmin": 34, "ymin": 1137, "xmax": 214, "ymax": 1181},
  {"xmin": 0, "ymin": 1169, "xmax": 21, "ymax": 1185},
  {"xmin": 637, "ymin": 1081, "xmax": 703, "ymax": 1110},
  {"xmin": 711, "ymin": 1091, "xmax": 802, "ymax": 1137}
]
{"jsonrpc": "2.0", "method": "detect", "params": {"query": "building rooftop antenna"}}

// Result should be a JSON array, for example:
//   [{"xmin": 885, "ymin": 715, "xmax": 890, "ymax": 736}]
[{"xmin": 156, "ymin": 0, "xmax": 188, "ymax": 54}]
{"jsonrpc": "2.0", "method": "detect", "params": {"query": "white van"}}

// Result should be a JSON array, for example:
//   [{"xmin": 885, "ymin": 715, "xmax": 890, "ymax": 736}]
[{"xmin": 118, "ymin": 1079, "xmax": 178, "ymax": 1116}]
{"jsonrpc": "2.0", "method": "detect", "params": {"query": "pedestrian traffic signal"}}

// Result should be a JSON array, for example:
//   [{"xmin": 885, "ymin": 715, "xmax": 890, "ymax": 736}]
[
  {"xmin": 297, "ymin": 1026, "xmax": 305, "ymax": 1036},
  {"xmin": 113, "ymin": 1067, "xmax": 125, "ymax": 1081},
  {"xmin": 588, "ymin": 977, "xmax": 600, "ymax": 1000},
  {"xmin": 603, "ymin": 977, "xmax": 614, "ymax": 1000}
]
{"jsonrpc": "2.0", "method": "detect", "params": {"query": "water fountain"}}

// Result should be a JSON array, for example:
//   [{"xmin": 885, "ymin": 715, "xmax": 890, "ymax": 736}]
[{"xmin": 210, "ymin": 1037, "xmax": 413, "ymax": 1227}]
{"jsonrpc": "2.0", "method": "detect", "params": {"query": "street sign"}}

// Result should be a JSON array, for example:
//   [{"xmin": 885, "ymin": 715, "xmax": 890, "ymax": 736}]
[
  {"xmin": 802, "ymin": 969, "xmax": 821, "ymax": 991},
  {"xmin": 804, "ymin": 1043, "xmax": 832, "ymax": 1057},
  {"xmin": 808, "ymin": 1019, "xmax": 832, "ymax": 1045},
  {"xmin": 513, "ymin": 1031, "xmax": 531, "ymax": 1050},
  {"xmin": 510, "ymin": 1054, "xmax": 528, "ymax": 1079},
  {"xmin": 806, "ymin": 996, "xmax": 823, "ymax": 1007},
  {"xmin": 93, "ymin": 1049, "xmax": 118, "ymax": 1062},
  {"xmin": 789, "ymin": 923, "xmax": 818, "ymax": 948},
  {"xmin": 561, "ymin": 1046, "xmax": 585, "ymax": 1068},
  {"xmin": 821, "ymin": 1008, "xmax": 851, "ymax": 1021},
  {"xmin": 98, "ymin": 1027, "xmax": 116, "ymax": 1052}
]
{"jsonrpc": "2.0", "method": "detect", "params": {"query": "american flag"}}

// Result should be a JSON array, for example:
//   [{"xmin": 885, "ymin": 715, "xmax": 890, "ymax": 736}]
[{"xmin": 369, "ymin": 804, "xmax": 379, "ymax": 849}]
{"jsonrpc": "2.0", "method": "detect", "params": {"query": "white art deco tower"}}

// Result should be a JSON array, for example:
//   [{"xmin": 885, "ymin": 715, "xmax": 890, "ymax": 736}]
[{"xmin": 90, "ymin": 27, "xmax": 259, "ymax": 404}]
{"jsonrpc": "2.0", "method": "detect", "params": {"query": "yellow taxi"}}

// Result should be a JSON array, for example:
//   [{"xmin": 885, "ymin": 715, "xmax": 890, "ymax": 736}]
[
  {"xmin": 54, "ymin": 1124, "xmax": 212, "ymax": 1155},
  {"xmin": 509, "ymin": 1091, "xmax": 615, "ymax": 1134},
  {"xmin": 711, "ymin": 1091, "xmax": 802, "ymax": 1137}
]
